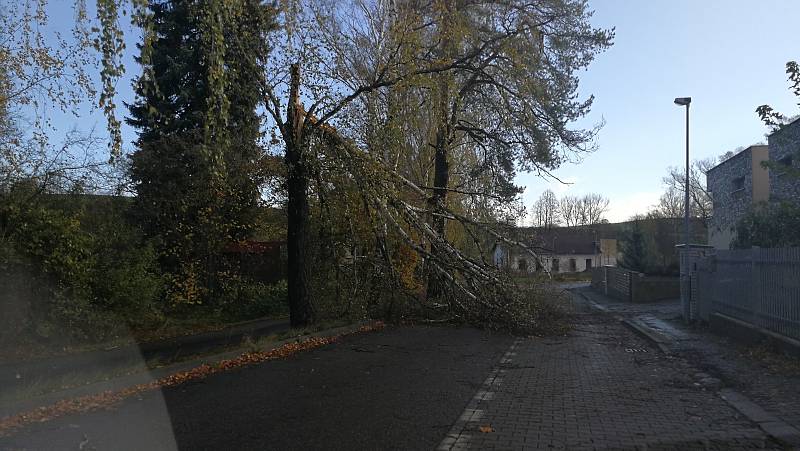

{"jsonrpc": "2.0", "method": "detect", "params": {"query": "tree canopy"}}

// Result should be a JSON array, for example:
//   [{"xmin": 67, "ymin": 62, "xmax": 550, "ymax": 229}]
[
  {"xmin": 1, "ymin": 0, "xmax": 614, "ymax": 334},
  {"xmin": 127, "ymin": 0, "xmax": 276, "ymax": 304}
]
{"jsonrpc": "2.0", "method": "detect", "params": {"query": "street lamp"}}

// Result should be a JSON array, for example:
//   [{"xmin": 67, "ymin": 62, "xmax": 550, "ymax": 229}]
[
  {"xmin": 674, "ymin": 97, "xmax": 691, "ymax": 247},
  {"xmin": 674, "ymin": 96, "xmax": 691, "ymax": 322}
]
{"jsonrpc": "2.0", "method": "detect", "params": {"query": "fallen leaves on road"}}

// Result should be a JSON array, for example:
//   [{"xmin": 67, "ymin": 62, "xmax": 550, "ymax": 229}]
[
  {"xmin": 479, "ymin": 425, "xmax": 494, "ymax": 433},
  {"xmin": 0, "ymin": 321, "xmax": 385, "ymax": 437}
]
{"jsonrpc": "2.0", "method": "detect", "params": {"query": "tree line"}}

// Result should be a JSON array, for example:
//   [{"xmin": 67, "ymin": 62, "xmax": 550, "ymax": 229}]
[
  {"xmin": 530, "ymin": 190, "xmax": 610, "ymax": 228},
  {"xmin": 1, "ymin": 0, "xmax": 613, "ymax": 338}
]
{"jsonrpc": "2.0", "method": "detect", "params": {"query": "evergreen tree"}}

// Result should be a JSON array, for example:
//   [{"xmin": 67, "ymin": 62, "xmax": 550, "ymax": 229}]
[
  {"xmin": 127, "ymin": 0, "xmax": 275, "ymax": 304},
  {"xmin": 620, "ymin": 219, "xmax": 654, "ymax": 273}
]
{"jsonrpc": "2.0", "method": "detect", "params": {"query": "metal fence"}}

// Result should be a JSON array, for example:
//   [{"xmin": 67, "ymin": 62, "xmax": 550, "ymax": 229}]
[
  {"xmin": 592, "ymin": 266, "xmax": 680, "ymax": 303},
  {"xmin": 592, "ymin": 266, "xmax": 632, "ymax": 301},
  {"xmin": 694, "ymin": 247, "xmax": 800, "ymax": 340}
]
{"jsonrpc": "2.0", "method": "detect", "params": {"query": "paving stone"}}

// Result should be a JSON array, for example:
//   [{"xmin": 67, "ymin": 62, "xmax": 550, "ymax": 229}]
[
  {"xmin": 443, "ymin": 295, "xmax": 776, "ymax": 450},
  {"xmin": 577, "ymin": 284, "xmax": 800, "ymax": 447}
]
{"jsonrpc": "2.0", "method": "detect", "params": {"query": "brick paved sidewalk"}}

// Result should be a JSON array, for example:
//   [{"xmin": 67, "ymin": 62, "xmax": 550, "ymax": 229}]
[
  {"xmin": 440, "ymin": 299, "xmax": 775, "ymax": 450},
  {"xmin": 579, "ymin": 284, "xmax": 800, "ymax": 444}
]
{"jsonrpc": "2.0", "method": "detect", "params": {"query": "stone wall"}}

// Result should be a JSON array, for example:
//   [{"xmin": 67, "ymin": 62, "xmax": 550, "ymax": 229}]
[
  {"xmin": 706, "ymin": 146, "xmax": 765, "ymax": 249},
  {"xmin": 768, "ymin": 119, "xmax": 800, "ymax": 204}
]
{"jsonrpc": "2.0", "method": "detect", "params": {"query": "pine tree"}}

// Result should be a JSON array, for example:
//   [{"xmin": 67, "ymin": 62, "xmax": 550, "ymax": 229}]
[
  {"xmin": 127, "ymin": 0, "xmax": 275, "ymax": 304},
  {"xmin": 620, "ymin": 219, "xmax": 654, "ymax": 273}
]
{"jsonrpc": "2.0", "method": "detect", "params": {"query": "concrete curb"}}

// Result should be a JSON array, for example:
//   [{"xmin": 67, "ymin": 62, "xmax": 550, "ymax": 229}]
[
  {"xmin": 573, "ymin": 287, "xmax": 800, "ymax": 447},
  {"xmin": 710, "ymin": 312, "xmax": 800, "ymax": 359},
  {"xmin": 611, "ymin": 310, "xmax": 800, "ymax": 447},
  {"xmin": 0, "ymin": 320, "xmax": 378, "ymax": 419},
  {"xmin": 575, "ymin": 289, "xmax": 608, "ymax": 313},
  {"xmin": 719, "ymin": 388, "xmax": 800, "ymax": 448},
  {"xmin": 620, "ymin": 319, "xmax": 673, "ymax": 355},
  {"xmin": 575, "ymin": 288, "xmax": 672, "ymax": 355}
]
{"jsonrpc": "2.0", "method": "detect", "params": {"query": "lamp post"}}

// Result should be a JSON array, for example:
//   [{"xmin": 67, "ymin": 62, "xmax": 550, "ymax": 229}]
[{"xmin": 674, "ymin": 96, "xmax": 691, "ymax": 322}]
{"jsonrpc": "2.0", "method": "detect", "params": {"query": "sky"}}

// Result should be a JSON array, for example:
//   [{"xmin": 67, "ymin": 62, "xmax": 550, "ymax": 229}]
[
  {"xmin": 39, "ymin": 1, "xmax": 800, "ymax": 222},
  {"xmin": 516, "ymin": 0, "xmax": 800, "ymax": 223}
]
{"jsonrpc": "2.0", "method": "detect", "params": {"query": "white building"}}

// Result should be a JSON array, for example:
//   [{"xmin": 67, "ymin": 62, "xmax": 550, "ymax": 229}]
[{"xmin": 492, "ymin": 228, "xmax": 617, "ymax": 274}]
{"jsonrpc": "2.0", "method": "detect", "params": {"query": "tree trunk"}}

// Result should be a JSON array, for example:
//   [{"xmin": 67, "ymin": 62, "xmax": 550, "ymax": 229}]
[
  {"xmin": 426, "ymin": 0, "xmax": 454, "ymax": 300},
  {"xmin": 285, "ymin": 63, "xmax": 315, "ymax": 327},
  {"xmin": 425, "ymin": 115, "xmax": 450, "ymax": 300},
  {"xmin": 431, "ymin": 118, "xmax": 450, "ymax": 237}
]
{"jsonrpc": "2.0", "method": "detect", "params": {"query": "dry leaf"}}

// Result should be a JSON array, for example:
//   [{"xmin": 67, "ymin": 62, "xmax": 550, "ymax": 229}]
[
  {"xmin": 478, "ymin": 425, "xmax": 494, "ymax": 433},
  {"xmin": 0, "ymin": 322, "xmax": 386, "ymax": 437}
]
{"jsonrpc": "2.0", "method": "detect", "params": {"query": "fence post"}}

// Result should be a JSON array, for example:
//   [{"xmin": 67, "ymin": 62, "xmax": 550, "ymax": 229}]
[
  {"xmin": 751, "ymin": 246, "xmax": 760, "ymax": 329},
  {"xmin": 679, "ymin": 246, "xmax": 691, "ymax": 322}
]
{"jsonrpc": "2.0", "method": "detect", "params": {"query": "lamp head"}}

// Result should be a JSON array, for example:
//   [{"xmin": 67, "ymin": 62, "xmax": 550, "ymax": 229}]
[{"xmin": 674, "ymin": 97, "xmax": 691, "ymax": 106}]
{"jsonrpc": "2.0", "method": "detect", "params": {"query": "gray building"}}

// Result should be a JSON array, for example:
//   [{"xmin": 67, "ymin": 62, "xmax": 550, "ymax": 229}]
[
  {"xmin": 767, "ymin": 117, "xmax": 800, "ymax": 203},
  {"xmin": 706, "ymin": 145, "xmax": 770, "ymax": 249},
  {"xmin": 707, "ymin": 119, "xmax": 800, "ymax": 249}
]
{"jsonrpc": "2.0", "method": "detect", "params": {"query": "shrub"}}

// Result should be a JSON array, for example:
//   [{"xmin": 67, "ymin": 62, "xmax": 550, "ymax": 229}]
[
  {"xmin": 732, "ymin": 202, "xmax": 800, "ymax": 249},
  {"xmin": 0, "ymin": 188, "xmax": 165, "ymax": 342},
  {"xmin": 220, "ymin": 278, "xmax": 288, "ymax": 320}
]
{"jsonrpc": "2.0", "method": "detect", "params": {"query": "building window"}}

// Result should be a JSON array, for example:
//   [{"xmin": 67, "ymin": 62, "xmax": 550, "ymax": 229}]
[
  {"xmin": 585, "ymin": 259, "xmax": 593, "ymax": 270},
  {"xmin": 518, "ymin": 258, "xmax": 527, "ymax": 272},
  {"xmin": 569, "ymin": 258, "xmax": 577, "ymax": 272},
  {"xmin": 778, "ymin": 155, "xmax": 793, "ymax": 176},
  {"xmin": 731, "ymin": 176, "xmax": 745, "ymax": 193},
  {"xmin": 551, "ymin": 258, "xmax": 559, "ymax": 272}
]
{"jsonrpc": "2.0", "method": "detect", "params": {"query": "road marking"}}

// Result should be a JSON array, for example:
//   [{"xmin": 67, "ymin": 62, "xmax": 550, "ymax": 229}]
[
  {"xmin": 457, "ymin": 408, "xmax": 483, "ymax": 423},
  {"xmin": 437, "ymin": 338, "xmax": 522, "ymax": 450}
]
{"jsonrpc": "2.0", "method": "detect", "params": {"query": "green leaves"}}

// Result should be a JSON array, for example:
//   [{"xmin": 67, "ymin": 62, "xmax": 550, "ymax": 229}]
[
  {"xmin": 757, "ymin": 60, "xmax": 799, "ymax": 130},
  {"xmin": 128, "ymin": 0, "xmax": 275, "ymax": 305},
  {"xmin": 732, "ymin": 202, "xmax": 800, "ymax": 249},
  {"xmin": 95, "ymin": 0, "xmax": 127, "ymax": 159}
]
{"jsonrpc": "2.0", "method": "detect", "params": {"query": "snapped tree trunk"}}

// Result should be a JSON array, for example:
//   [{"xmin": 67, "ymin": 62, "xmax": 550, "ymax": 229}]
[{"xmin": 285, "ymin": 63, "xmax": 315, "ymax": 327}]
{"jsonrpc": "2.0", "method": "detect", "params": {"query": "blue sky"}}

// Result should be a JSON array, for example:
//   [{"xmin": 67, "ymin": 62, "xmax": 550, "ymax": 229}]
[
  {"xmin": 42, "ymin": 1, "xmax": 800, "ymax": 222},
  {"xmin": 517, "ymin": 0, "xmax": 800, "ymax": 222}
]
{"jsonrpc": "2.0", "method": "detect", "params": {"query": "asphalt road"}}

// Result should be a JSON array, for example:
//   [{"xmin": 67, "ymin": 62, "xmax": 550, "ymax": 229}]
[{"xmin": 1, "ymin": 326, "xmax": 512, "ymax": 451}]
